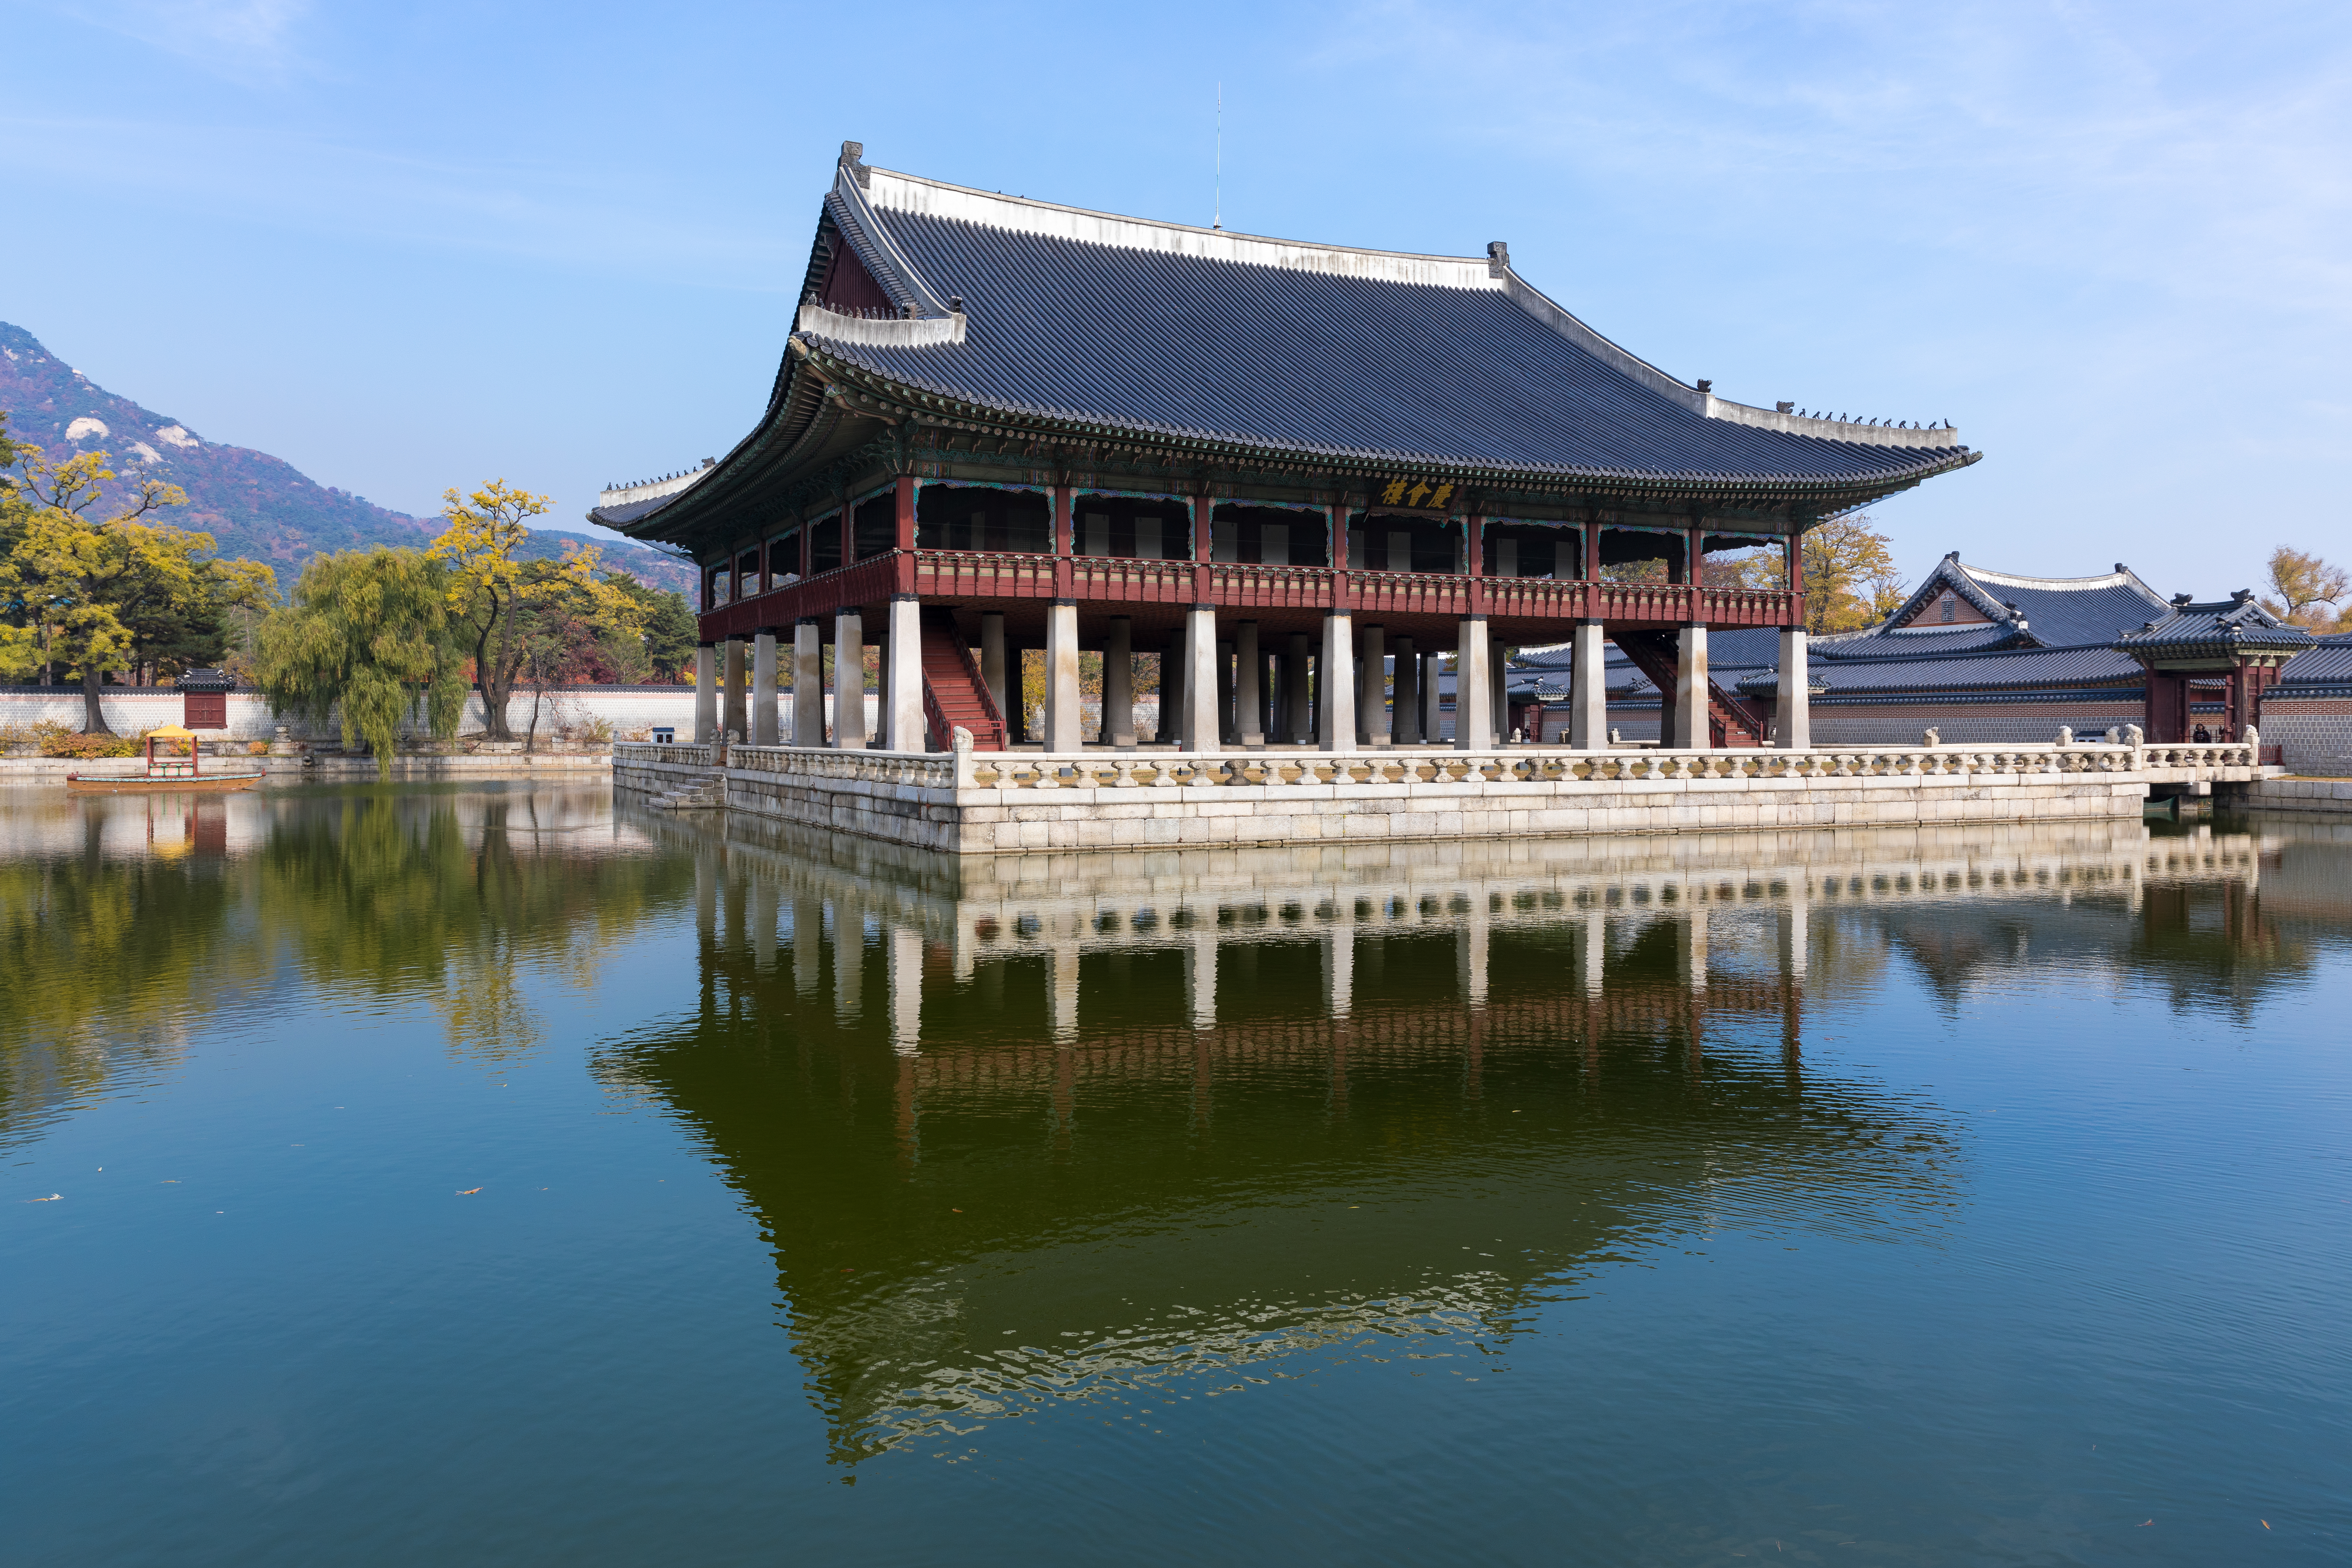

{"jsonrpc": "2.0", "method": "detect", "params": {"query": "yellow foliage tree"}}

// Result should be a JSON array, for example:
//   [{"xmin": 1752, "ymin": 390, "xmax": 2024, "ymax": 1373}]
[
  {"xmin": 0, "ymin": 444, "xmax": 271, "ymax": 733},
  {"xmin": 2259, "ymin": 546, "xmax": 2348, "ymax": 634},
  {"xmin": 429, "ymin": 478, "xmax": 646, "ymax": 741}
]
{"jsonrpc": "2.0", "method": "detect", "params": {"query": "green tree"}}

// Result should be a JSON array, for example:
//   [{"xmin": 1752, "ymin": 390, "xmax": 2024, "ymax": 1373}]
[
  {"xmin": 429, "ymin": 480, "xmax": 644, "ymax": 740},
  {"xmin": 610, "ymin": 572, "xmax": 697, "ymax": 682},
  {"xmin": 254, "ymin": 548, "xmax": 469, "ymax": 779}
]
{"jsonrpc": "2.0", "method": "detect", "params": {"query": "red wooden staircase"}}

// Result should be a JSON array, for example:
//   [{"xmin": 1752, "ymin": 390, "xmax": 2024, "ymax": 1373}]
[
  {"xmin": 920, "ymin": 615, "xmax": 1007, "ymax": 750},
  {"xmin": 1609, "ymin": 630, "xmax": 1765, "ymax": 748}
]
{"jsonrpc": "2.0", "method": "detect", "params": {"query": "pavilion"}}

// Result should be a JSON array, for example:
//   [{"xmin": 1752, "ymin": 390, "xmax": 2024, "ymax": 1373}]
[{"xmin": 594, "ymin": 142, "xmax": 1979, "ymax": 755}]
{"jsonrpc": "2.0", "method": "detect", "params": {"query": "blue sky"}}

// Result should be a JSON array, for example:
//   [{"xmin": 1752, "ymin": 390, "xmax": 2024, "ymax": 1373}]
[{"xmin": 3, "ymin": 0, "xmax": 2346, "ymax": 597}]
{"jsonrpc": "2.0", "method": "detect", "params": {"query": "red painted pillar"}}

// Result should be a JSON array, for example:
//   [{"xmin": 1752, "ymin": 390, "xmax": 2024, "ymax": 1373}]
[
  {"xmin": 800, "ymin": 512, "xmax": 813, "ymax": 579},
  {"xmin": 1191, "ymin": 493, "xmax": 1214, "ymax": 604},
  {"xmin": 1328, "ymin": 503, "xmax": 1350, "ymax": 611},
  {"xmin": 1052, "ymin": 483, "xmax": 1074, "ymax": 597},
  {"xmin": 1685, "ymin": 523, "xmax": 1706, "ymax": 617},
  {"xmin": 1465, "ymin": 514, "xmax": 1486, "ymax": 614},
  {"xmin": 894, "ymin": 476, "xmax": 918, "ymax": 595},
  {"xmin": 1581, "ymin": 519, "xmax": 1600, "ymax": 620}
]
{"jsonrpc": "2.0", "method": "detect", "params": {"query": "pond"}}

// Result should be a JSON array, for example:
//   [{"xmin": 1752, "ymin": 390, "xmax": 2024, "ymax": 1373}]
[{"xmin": 3, "ymin": 783, "xmax": 2347, "ymax": 1566}]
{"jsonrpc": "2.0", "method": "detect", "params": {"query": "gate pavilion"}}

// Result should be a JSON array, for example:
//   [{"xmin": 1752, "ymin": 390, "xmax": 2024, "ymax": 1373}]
[{"xmin": 594, "ymin": 142, "xmax": 1979, "ymax": 754}]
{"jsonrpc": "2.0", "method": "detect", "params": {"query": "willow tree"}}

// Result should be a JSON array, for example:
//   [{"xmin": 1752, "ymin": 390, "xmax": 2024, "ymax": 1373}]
[{"xmin": 255, "ymin": 548, "xmax": 468, "ymax": 779}]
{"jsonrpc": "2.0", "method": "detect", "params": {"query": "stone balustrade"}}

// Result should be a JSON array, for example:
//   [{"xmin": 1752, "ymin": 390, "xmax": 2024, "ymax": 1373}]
[{"xmin": 616, "ymin": 741, "xmax": 715, "ymax": 768}]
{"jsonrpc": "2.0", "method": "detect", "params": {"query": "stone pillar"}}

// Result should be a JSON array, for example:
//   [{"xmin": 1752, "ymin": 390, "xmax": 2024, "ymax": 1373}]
[
  {"xmin": 792, "ymin": 620, "xmax": 823, "ymax": 746},
  {"xmin": 887, "ymin": 596, "xmax": 924, "ymax": 751},
  {"xmin": 1043, "ymin": 600, "xmax": 1081, "ymax": 751},
  {"xmin": 1234, "ymin": 622, "xmax": 1264, "ymax": 745},
  {"xmin": 832, "ymin": 900, "xmax": 862, "ymax": 1020},
  {"xmin": 1182, "ymin": 606, "xmax": 1220, "ymax": 751},
  {"xmin": 693, "ymin": 644, "xmax": 717, "ymax": 742},
  {"xmin": 980, "ymin": 611, "xmax": 1008, "ymax": 733},
  {"xmin": 1570, "ymin": 619, "xmax": 1607, "ymax": 750},
  {"xmin": 1673, "ymin": 625, "xmax": 1709, "ymax": 750},
  {"xmin": 792, "ymin": 893, "xmax": 823, "ymax": 997},
  {"xmin": 722, "ymin": 638, "xmax": 748, "ymax": 741},
  {"xmin": 1392, "ymin": 636, "xmax": 1420, "ymax": 743},
  {"xmin": 1162, "ymin": 626, "xmax": 1185, "ymax": 745},
  {"xmin": 1285, "ymin": 633, "xmax": 1313, "ymax": 743},
  {"xmin": 1319, "ymin": 612, "xmax": 1356, "ymax": 752},
  {"xmin": 1357, "ymin": 623, "xmax": 1387, "ymax": 745},
  {"xmin": 1186, "ymin": 927, "xmax": 1217, "ymax": 1030},
  {"xmin": 872, "ymin": 627, "xmax": 894, "ymax": 752},
  {"xmin": 1047, "ymin": 940, "xmax": 1081, "ymax": 1043},
  {"xmin": 1422, "ymin": 652, "xmax": 1443, "ymax": 743},
  {"xmin": 888, "ymin": 924, "xmax": 922, "ymax": 1054},
  {"xmin": 1323, "ymin": 920, "xmax": 1354, "ymax": 1020},
  {"xmin": 1215, "ymin": 637, "xmax": 1236, "ymax": 744},
  {"xmin": 1775, "ymin": 627, "xmax": 1810, "ymax": 750},
  {"xmin": 832, "ymin": 610, "xmax": 865, "ymax": 749},
  {"xmin": 1491, "ymin": 636, "xmax": 1509, "ymax": 742},
  {"xmin": 750, "ymin": 877, "xmax": 777, "ymax": 971},
  {"xmin": 750, "ymin": 631, "xmax": 778, "ymax": 746},
  {"xmin": 1454, "ymin": 619, "xmax": 1492, "ymax": 750},
  {"xmin": 1678, "ymin": 908, "xmax": 1709, "ymax": 993},
  {"xmin": 1457, "ymin": 897, "xmax": 1489, "ymax": 1009},
  {"xmin": 1104, "ymin": 617, "xmax": 1135, "ymax": 746}
]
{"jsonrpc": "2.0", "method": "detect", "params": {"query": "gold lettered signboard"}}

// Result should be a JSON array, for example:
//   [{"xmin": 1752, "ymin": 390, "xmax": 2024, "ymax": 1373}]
[{"xmin": 1372, "ymin": 477, "xmax": 1458, "ymax": 510}]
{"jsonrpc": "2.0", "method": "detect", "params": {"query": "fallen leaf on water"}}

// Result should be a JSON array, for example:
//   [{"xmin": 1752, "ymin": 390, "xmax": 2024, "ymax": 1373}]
[
  {"xmin": 2139, "ymin": 1520, "xmax": 2154, "ymax": 1527},
  {"xmin": 2263, "ymin": 1521, "xmax": 2271, "ymax": 1530},
  {"xmin": 24, "ymin": 1194, "xmax": 61, "ymax": 1203},
  {"xmin": 456, "ymin": 1188, "xmax": 482, "ymax": 1195}
]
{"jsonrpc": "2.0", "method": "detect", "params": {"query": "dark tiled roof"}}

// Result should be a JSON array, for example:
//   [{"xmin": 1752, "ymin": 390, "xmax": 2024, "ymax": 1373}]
[
  {"xmin": 782, "ymin": 157, "xmax": 1976, "ymax": 493},
  {"xmin": 2278, "ymin": 639, "xmax": 2352, "ymax": 685},
  {"xmin": 2117, "ymin": 595, "xmax": 2315, "ymax": 660}
]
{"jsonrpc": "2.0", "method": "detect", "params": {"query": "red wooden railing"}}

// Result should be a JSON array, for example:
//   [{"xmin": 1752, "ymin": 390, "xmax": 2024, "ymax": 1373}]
[{"xmin": 700, "ymin": 550, "xmax": 1803, "ymax": 640}]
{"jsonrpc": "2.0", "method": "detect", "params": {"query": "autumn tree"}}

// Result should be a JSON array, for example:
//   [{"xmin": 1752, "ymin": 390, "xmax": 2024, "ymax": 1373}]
[
  {"xmin": 2260, "ymin": 546, "xmax": 2348, "ymax": 634},
  {"xmin": 254, "ymin": 549, "xmax": 469, "ymax": 780},
  {"xmin": 1727, "ymin": 515, "xmax": 1908, "ymax": 634},
  {"xmin": 0, "ymin": 443, "xmax": 274, "ymax": 732},
  {"xmin": 428, "ymin": 480, "xmax": 644, "ymax": 741}
]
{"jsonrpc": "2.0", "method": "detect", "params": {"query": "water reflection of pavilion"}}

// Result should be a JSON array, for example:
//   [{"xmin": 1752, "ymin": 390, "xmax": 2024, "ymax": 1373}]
[{"xmin": 602, "ymin": 812, "xmax": 2291, "ymax": 1465}]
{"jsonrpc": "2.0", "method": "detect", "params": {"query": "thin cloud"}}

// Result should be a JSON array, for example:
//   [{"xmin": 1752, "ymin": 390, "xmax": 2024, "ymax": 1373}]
[{"xmin": 52, "ymin": 0, "xmax": 317, "ymax": 83}]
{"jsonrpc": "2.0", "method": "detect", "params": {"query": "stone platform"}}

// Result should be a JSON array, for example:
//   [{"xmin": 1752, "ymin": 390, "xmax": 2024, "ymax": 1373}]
[{"xmin": 614, "ymin": 740, "xmax": 2271, "ymax": 855}]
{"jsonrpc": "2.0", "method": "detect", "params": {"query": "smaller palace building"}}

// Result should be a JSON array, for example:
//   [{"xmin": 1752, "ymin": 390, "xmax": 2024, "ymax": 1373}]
[
  {"xmin": 594, "ymin": 142, "xmax": 1979, "ymax": 755},
  {"xmin": 1522, "ymin": 554, "xmax": 2323, "ymax": 759}
]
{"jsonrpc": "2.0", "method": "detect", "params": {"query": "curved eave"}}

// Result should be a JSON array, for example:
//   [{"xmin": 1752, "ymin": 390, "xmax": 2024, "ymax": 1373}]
[{"xmin": 800, "ymin": 343, "xmax": 1981, "ymax": 506}]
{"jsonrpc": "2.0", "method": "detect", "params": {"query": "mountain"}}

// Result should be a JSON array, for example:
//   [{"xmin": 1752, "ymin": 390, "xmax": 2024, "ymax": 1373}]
[{"xmin": 0, "ymin": 322, "xmax": 695, "ymax": 597}]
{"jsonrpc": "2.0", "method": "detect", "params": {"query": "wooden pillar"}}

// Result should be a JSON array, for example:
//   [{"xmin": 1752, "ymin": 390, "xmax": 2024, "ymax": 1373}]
[{"xmin": 894, "ymin": 476, "xmax": 918, "ymax": 596}]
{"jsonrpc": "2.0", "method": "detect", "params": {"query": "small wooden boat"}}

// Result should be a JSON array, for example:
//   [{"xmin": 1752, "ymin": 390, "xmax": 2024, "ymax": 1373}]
[{"xmin": 64, "ymin": 724, "xmax": 265, "ymax": 794}]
